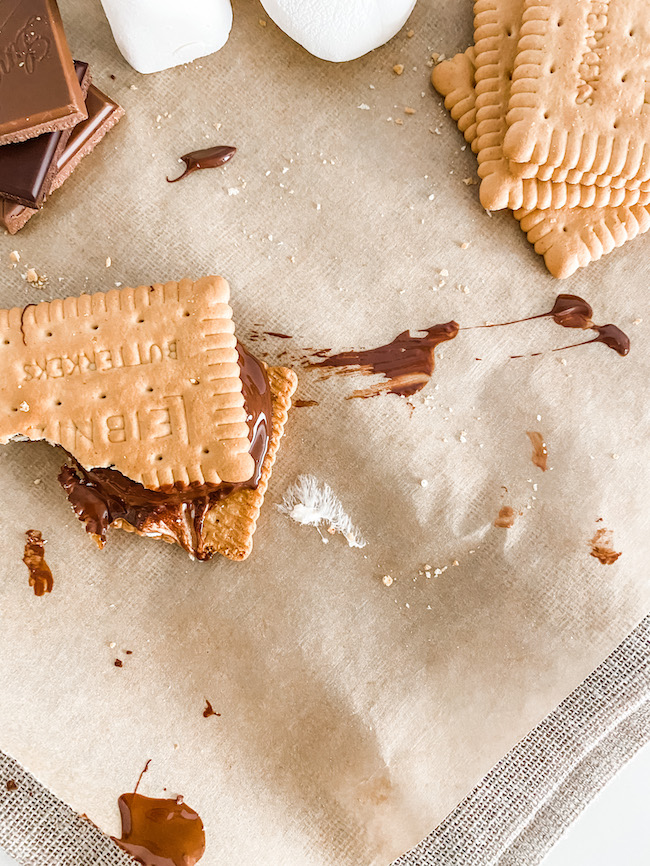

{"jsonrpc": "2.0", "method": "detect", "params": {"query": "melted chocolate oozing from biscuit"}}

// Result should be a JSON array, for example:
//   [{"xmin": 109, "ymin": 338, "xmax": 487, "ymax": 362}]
[{"xmin": 58, "ymin": 343, "xmax": 271, "ymax": 560}]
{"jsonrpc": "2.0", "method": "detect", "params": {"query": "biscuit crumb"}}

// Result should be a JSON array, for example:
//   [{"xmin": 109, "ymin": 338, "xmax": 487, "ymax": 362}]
[
  {"xmin": 395, "ymin": 118, "xmax": 404, "ymax": 126},
  {"xmin": 258, "ymin": 18, "xmax": 266, "ymax": 26},
  {"xmin": 452, "ymin": 560, "xmax": 459, "ymax": 566},
  {"xmin": 420, "ymin": 479, "xmax": 428, "ymax": 488},
  {"xmin": 18, "ymin": 401, "xmax": 29, "ymax": 412},
  {"xmin": 109, "ymin": 641, "xmax": 116, "ymax": 649},
  {"xmin": 9, "ymin": 250, "xmax": 20, "ymax": 264},
  {"xmin": 459, "ymin": 241, "xmax": 470, "ymax": 250},
  {"xmin": 404, "ymin": 106, "xmax": 416, "ymax": 115},
  {"xmin": 632, "ymin": 318, "xmax": 642, "ymax": 325},
  {"xmin": 358, "ymin": 103, "xmax": 371, "ymax": 110},
  {"xmin": 105, "ymin": 257, "xmax": 112, "ymax": 268},
  {"xmin": 25, "ymin": 268, "xmax": 38, "ymax": 283},
  {"xmin": 406, "ymin": 29, "xmax": 414, "ymax": 37},
  {"xmin": 393, "ymin": 64, "xmax": 404, "ymax": 75},
  {"xmin": 382, "ymin": 575, "xmax": 393, "ymax": 587}
]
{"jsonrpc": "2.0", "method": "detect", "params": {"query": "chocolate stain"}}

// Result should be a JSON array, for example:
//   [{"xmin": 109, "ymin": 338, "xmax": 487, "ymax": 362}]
[
  {"xmin": 22, "ymin": 530, "xmax": 53, "ymax": 596},
  {"xmin": 526, "ymin": 431, "xmax": 548, "ymax": 471},
  {"xmin": 57, "ymin": 344, "xmax": 271, "ymax": 561},
  {"xmin": 309, "ymin": 321, "xmax": 460, "ymax": 398},
  {"xmin": 264, "ymin": 331, "xmax": 292, "ymax": 339},
  {"xmin": 203, "ymin": 699, "xmax": 221, "ymax": 718},
  {"xmin": 113, "ymin": 793, "xmax": 206, "ymax": 866},
  {"xmin": 294, "ymin": 399, "xmax": 319, "ymax": 408},
  {"xmin": 494, "ymin": 506, "xmax": 517, "ymax": 528},
  {"xmin": 167, "ymin": 145, "xmax": 236, "ymax": 183},
  {"xmin": 6, "ymin": 780, "xmax": 17, "ymax": 792},
  {"xmin": 114, "ymin": 659, "xmax": 123, "ymax": 668},
  {"xmin": 589, "ymin": 528, "xmax": 622, "ymax": 565}
]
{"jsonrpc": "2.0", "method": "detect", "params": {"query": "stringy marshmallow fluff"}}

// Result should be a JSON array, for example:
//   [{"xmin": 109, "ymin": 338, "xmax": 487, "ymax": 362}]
[{"xmin": 259, "ymin": 0, "xmax": 417, "ymax": 62}]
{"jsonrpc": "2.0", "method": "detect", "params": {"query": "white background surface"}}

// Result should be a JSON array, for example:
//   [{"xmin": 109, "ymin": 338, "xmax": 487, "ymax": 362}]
[{"xmin": 1, "ymin": 740, "xmax": 649, "ymax": 865}]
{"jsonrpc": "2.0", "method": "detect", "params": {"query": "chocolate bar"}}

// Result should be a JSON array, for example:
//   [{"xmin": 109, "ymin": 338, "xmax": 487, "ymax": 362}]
[
  {"xmin": 0, "ymin": 0, "xmax": 87, "ymax": 145},
  {"xmin": 0, "ymin": 60, "xmax": 90, "ymax": 209},
  {"xmin": 0, "ymin": 83, "xmax": 124, "ymax": 234}
]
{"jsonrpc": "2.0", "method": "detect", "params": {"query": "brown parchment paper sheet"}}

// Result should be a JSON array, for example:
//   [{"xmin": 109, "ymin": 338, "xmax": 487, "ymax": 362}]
[{"xmin": 0, "ymin": 2, "xmax": 648, "ymax": 865}]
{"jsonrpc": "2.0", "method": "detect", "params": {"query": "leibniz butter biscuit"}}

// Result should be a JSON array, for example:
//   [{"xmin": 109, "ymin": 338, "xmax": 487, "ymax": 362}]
[
  {"xmin": 431, "ymin": 47, "xmax": 480, "ymax": 153},
  {"xmin": 0, "ymin": 277, "xmax": 256, "ymax": 489},
  {"xmin": 435, "ymin": 47, "xmax": 650, "ymax": 277},
  {"xmin": 441, "ymin": 0, "xmax": 643, "ymax": 211},
  {"xmin": 505, "ymin": 0, "xmax": 650, "ymax": 186}
]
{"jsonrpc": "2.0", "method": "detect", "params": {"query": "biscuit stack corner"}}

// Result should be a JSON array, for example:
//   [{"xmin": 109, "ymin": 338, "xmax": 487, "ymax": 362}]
[{"xmin": 432, "ymin": 0, "xmax": 650, "ymax": 278}]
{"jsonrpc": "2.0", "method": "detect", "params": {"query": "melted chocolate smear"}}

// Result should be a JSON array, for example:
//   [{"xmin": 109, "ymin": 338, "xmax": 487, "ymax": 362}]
[
  {"xmin": 589, "ymin": 528, "xmax": 622, "ymax": 565},
  {"xmin": 22, "ymin": 530, "xmax": 53, "ymax": 596},
  {"xmin": 526, "ymin": 431, "xmax": 548, "ymax": 471},
  {"xmin": 57, "ymin": 344, "xmax": 271, "ymax": 561},
  {"xmin": 203, "ymin": 699, "xmax": 221, "ymax": 718},
  {"xmin": 494, "ymin": 506, "xmax": 516, "ymax": 529},
  {"xmin": 294, "ymin": 399, "xmax": 319, "ymax": 408},
  {"xmin": 462, "ymin": 294, "xmax": 629, "ymax": 358},
  {"xmin": 264, "ymin": 331, "xmax": 292, "ymax": 339},
  {"xmin": 167, "ymin": 145, "xmax": 236, "ymax": 183},
  {"xmin": 112, "ymin": 793, "xmax": 206, "ymax": 866},
  {"xmin": 310, "ymin": 322, "xmax": 459, "ymax": 398}
]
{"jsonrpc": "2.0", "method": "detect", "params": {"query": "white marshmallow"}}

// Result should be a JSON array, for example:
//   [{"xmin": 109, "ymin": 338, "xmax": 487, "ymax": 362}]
[
  {"xmin": 259, "ymin": 0, "xmax": 417, "ymax": 63},
  {"xmin": 100, "ymin": 0, "xmax": 233, "ymax": 74}
]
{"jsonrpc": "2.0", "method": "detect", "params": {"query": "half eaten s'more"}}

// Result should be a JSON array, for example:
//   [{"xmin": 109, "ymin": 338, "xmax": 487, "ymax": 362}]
[{"xmin": 0, "ymin": 276, "xmax": 297, "ymax": 561}]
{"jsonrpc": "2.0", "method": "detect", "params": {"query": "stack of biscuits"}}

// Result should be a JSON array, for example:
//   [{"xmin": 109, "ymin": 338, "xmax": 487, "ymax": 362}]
[
  {"xmin": 0, "ymin": 0, "xmax": 124, "ymax": 235},
  {"xmin": 432, "ymin": 0, "xmax": 650, "ymax": 278}
]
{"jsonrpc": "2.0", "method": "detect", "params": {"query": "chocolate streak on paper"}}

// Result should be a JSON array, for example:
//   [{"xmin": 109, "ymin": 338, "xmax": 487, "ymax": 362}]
[
  {"xmin": 462, "ymin": 294, "xmax": 630, "ymax": 358},
  {"xmin": 526, "ymin": 431, "xmax": 548, "ymax": 471},
  {"xmin": 58, "ymin": 344, "xmax": 271, "ymax": 560},
  {"xmin": 494, "ymin": 506, "xmax": 516, "ymax": 529},
  {"xmin": 203, "ymin": 699, "xmax": 221, "ymax": 718},
  {"xmin": 23, "ymin": 530, "xmax": 53, "ymax": 596},
  {"xmin": 310, "ymin": 322, "xmax": 460, "ymax": 398},
  {"xmin": 589, "ymin": 528, "xmax": 622, "ymax": 565},
  {"xmin": 113, "ymin": 793, "xmax": 206, "ymax": 866},
  {"xmin": 167, "ymin": 145, "xmax": 236, "ymax": 183}
]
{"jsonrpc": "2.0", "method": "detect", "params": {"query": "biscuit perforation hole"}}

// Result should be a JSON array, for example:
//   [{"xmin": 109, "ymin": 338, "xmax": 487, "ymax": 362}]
[
  {"xmin": 203, "ymin": 448, "xmax": 210, "ymax": 454},
  {"xmin": 45, "ymin": 331, "xmax": 52, "ymax": 337},
  {"xmin": 155, "ymin": 455, "xmax": 163, "ymax": 461},
  {"xmin": 183, "ymin": 311, "xmax": 191, "ymax": 317},
  {"xmin": 137, "ymin": 318, "xmax": 145, "ymax": 324},
  {"xmin": 2, "ymin": 339, "xmax": 9, "ymax": 345},
  {"xmin": 55, "ymin": 400, "xmax": 62, "ymax": 407},
  {"xmin": 146, "ymin": 386, "xmax": 154, "ymax": 392},
  {"xmin": 91, "ymin": 324, "xmax": 99, "ymax": 331}
]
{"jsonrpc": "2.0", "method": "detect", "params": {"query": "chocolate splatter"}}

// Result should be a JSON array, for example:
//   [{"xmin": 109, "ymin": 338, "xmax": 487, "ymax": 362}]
[
  {"xmin": 310, "ymin": 321, "xmax": 459, "ymax": 398},
  {"xmin": 494, "ymin": 506, "xmax": 516, "ymax": 529},
  {"xmin": 114, "ymin": 659, "xmax": 123, "ymax": 668},
  {"xmin": 589, "ymin": 528, "xmax": 622, "ymax": 565},
  {"xmin": 294, "ymin": 399, "xmax": 319, "ymax": 408},
  {"xmin": 526, "ymin": 431, "xmax": 548, "ymax": 471},
  {"xmin": 113, "ymin": 792, "xmax": 206, "ymax": 866},
  {"xmin": 22, "ymin": 530, "xmax": 53, "ymax": 596},
  {"xmin": 6, "ymin": 780, "xmax": 18, "ymax": 792},
  {"xmin": 167, "ymin": 145, "xmax": 236, "ymax": 183},
  {"xmin": 203, "ymin": 699, "xmax": 221, "ymax": 718}
]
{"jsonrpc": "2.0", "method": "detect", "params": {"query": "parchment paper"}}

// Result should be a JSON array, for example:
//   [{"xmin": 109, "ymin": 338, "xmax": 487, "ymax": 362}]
[{"xmin": 0, "ymin": 2, "xmax": 648, "ymax": 865}]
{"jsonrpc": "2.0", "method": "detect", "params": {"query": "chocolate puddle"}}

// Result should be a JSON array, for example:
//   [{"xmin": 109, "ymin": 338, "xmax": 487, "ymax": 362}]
[
  {"xmin": 203, "ymin": 699, "xmax": 220, "ymax": 718},
  {"xmin": 22, "ymin": 530, "xmax": 53, "ymax": 596},
  {"xmin": 58, "ymin": 343, "xmax": 271, "ymax": 561},
  {"xmin": 526, "ymin": 431, "xmax": 548, "ymax": 471},
  {"xmin": 167, "ymin": 145, "xmax": 236, "ymax": 183},
  {"xmin": 309, "ymin": 322, "xmax": 460, "ymax": 398},
  {"xmin": 113, "ymin": 761, "xmax": 206, "ymax": 866}
]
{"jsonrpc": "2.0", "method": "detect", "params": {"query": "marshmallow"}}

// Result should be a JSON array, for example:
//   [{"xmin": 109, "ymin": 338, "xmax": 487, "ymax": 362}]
[
  {"xmin": 259, "ymin": 0, "xmax": 417, "ymax": 63},
  {"xmin": 100, "ymin": 0, "xmax": 233, "ymax": 74}
]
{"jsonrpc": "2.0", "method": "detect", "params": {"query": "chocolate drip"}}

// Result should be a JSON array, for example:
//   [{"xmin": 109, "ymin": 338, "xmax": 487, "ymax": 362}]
[
  {"xmin": 310, "ymin": 321, "xmax": 459, "ymax": 398},
  {"xmin": 22, "ymin": 530, "xmax": 53, "ymax": 596},
  {"xmin": 112, "ymin": 793, "xmax": 206, "ymax": 866},
  {"xmin": 58, "ymin": 343, "xmax": 271, "ymax": 560},
  {"xmin": 553, "ymin": 324, "xmax": 630, "ymax": 357},
  {"xmin": 167, "ymin": 145, "xmax": 236, "ymax": 183}
]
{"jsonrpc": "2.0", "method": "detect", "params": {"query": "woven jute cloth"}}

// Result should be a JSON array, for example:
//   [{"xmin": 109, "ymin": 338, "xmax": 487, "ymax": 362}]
[{"xmin": 0, "ymin": 614, "xmax": 647, "ymax": 866}]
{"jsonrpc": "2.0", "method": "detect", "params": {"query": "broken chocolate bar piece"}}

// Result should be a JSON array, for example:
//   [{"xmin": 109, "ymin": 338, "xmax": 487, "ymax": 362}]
[
  {"xmin": 0, "ymin": 83, "xmax": 124, "ymax": 234},
  {"xmin": 0, "ymin": 60, "xmax": 91, "ymax": 208},
  {"xmin": 0, "ymin": 0, "xmax": 87, "ymax": 145}
]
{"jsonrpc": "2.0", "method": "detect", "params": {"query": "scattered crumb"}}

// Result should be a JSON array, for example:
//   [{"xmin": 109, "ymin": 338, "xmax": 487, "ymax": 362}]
[
  {"xmin": 589, "ymin": 528, "xmax": 622, "ymax": 565},
  {"xmin": 632, "ymin": 317, "xmax": 642, "ymax": 325},
  {"xmin": 382, "ymin": 575, "xmax": 393, "ymax": 587},
  {"xmin": 459, "ymin": 241, "xmax": 470, "ymax": 250},
  {"xmin": 25, "ymin": 268, "xmax": 38, "ymax": 282},
  {"xmin": 358, "ymin": 103, "xmax": 371, "ymax": 110},
  {"xmin": 33, "ymin": 479, "xmax": 40, "ymax": 485},
  {"xmin": 494, "ymin": 506, "xmax": 516, "ymax": 529},
  {"xmin": 129, "ymin": 84, "xmax": 137, "ymax": 91},
  {"xmin": 420, "ymin": 479, "xmax": 428, "ymax": 488},
  {"xmin": 462, "ymin": 177, "xmax": 478, "ymax": 185},
  {"xmin": 227, "ymin": 188, "xmax": 239, "ymax": 196},
  {"xmin": 105, "ymin": 257, "xmax": 112, "ymax": 268},
  {"xmin": 114, "ymin": 659, "xmax": 123, "ymax": 668},
  {"xmin": 258, "ymin": 18, "xmax": 267, "ymax": 26},
  {"xmin": 611, "ymin": 453, "xmax": 619, "ymax": 460},
  {"xmin": 459, "ymin": 431, "xmax": 467, "ymax": 443},
  {"xmin": 406, "ymin": 29, "xmax": 414, "ymax": 37},
  {"xmin": 109, "ymin": 641, "xmax": 116, "ymax": 649},
  {"xmin": 395, "ymin": 118, "xmax": 404, "ymax": 125},
  {"xmin": 9, "ymin": 250, "xmax": 19, "ymax": 264},
  {"xmin": 18, "ymin": 401, "xmax": 29, "ymax": 412},
  {"xmin": 393, "ymin": 64, "xmax": 404, "ymax": 75},
  {"xmin": 404, "ymin": 106, "xmax": 416, "ymax": 115},
  {"xmin": 452, "ymin": 560, "xmax": 459, "ymax": 566}
]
